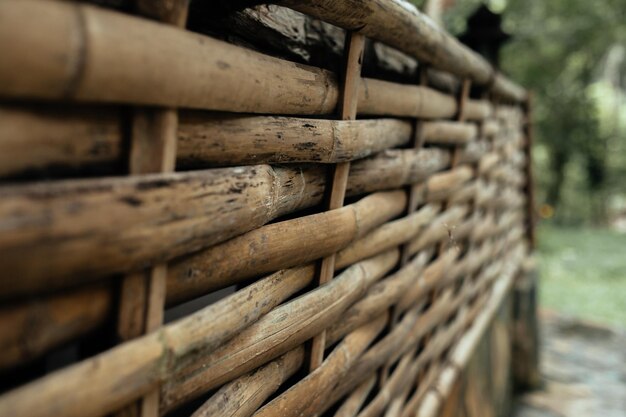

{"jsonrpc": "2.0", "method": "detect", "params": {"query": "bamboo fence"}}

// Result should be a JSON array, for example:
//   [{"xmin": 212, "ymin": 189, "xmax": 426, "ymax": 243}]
[{"xmin": 0, "ymin": 1, "xmax": 535, "ymax": 417}]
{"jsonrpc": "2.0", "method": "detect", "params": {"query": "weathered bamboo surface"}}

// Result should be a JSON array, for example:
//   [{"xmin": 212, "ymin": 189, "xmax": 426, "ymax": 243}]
[
  {"xmin": 275, "ymin": 0, "xmax": 526, "ymax": 102},
  {"xmin": 0, "ymin": 2, "xmax": 534, "ymax": 417},
  {"xmin": 0, "ymin": 107, "xmax": 487, "ymax": 176}
]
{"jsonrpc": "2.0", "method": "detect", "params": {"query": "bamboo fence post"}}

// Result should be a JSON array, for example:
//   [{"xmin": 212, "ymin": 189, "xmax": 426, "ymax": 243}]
[
  {"xmin": 116, "ymin": 2, "xmax": 189, "ymax": 417},
  {"xmin": 380, "ymin": 66, "xmax": 430, "ymax": 387},
  {"xmin": 417, "ymin": 77, "xmax": 471, "ymax": 401},
  {"xmin": 309, "ymin": 31, "xmax": 366, "ymax": 371}
]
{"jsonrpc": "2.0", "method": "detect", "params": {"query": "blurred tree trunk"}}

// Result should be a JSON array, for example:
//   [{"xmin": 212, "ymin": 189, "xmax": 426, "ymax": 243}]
[{"xmin": 546, "ymin": 146, "xmax": 568, "ymax": 210}]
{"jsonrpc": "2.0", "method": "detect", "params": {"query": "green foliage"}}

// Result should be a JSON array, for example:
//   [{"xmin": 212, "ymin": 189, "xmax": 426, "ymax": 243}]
[
  {"xmin": 537, "ymin": 225, "xmax": 626, "ymax": 326},
  {"xmin": 429, "ymin": 0, "xmax": 626, "ymax": 225}
]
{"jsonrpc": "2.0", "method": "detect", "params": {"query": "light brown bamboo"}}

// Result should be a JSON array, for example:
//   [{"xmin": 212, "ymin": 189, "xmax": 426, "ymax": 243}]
[
  {"xmin": 334, "ymin": 375, "xmax": 378, "ymax": 417},
  {"xmin": 326, "ymin": 250, "xmax": 432, "ymax": 345},
  {"xmin": 162, "ymin": 249, "xmax": 399, "ymax": 411},
  {"xmin": 0, "ymin": 0, "xmax": 338, "ymax": 114},
  {"xmin": 0, "ymin": 1, "xmax": 493, "ymax": 118},
  {"xmin": 166, "ymin": 190, "xmax": 405, "ymax": 304},
  {"xmin": 0, "ymin": 284, "xmax": 112, "ymax": 369},
  {"xmin": 347, "ymin": 148, "xmax": 451, "ymax": 196},
  {"xmin": 0, "ymin": 105, "xmax": 123, "ymax": 176},
  {"xmin": 253, "ymin": 314, "xmax": 387, "ymax": 417},
  {"xmin": 421, "ymin": 121, "xmax": 477, "ymax": 146},
  {"xmin": 335, "ymin": 204, "xmax": 440, "ymax": 271},
  {"xmin": 0, "ymin": 181, "xmax": 473, "ymax": 368},
  {"xmin": 178, "ymin": 114, "xmax": 412, "ymax": 166},
  {"xmin": 0, "ymin": 148, "xmax": 448, "ymax": 299},
  {"xmin": 0, "ymin": 108, "xmax": 499, "ymax": 176},
  {"xmin": 275, "ymin": 0, "xmax": 526, "ymax": 102},
  {"xmin": 192, "ymin": 348, "xmax": 305, "ymax": 417},
  {"xmin": 0, "ymin": 250, "xmax": 398, "ymax": 417}
]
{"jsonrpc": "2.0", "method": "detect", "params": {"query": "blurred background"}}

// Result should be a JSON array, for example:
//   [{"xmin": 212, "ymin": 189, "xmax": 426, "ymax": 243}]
[
  {"xmin": 413, "ymin": 0, "xmax": 626, "ymax": 328},
  {"xmin": 412, "ymin": 2, "xmax": 626, "ymax": 414}
]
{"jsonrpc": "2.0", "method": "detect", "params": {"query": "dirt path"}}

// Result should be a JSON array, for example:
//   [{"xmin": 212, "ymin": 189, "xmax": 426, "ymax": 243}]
[{"xmin": 513, "ymin": 310, "xmax": 626, "ymax": 417}]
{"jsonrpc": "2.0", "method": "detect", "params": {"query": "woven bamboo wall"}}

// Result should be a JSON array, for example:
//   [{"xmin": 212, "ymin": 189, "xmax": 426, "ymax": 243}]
[{"xmin": 0, "ymin": 1, "xmax": 535, "ymax": 417}]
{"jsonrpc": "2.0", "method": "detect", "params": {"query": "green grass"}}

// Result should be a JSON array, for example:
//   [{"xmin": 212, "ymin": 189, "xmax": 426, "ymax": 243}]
[{"xmin": 537, "ymin": 225, "xmax": 626, "ymax": 327}]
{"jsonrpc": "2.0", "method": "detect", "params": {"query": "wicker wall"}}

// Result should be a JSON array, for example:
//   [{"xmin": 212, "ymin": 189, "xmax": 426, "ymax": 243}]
[{"xmin": 0, "ymin": 1, "xmax": 535, "ymax": 417}]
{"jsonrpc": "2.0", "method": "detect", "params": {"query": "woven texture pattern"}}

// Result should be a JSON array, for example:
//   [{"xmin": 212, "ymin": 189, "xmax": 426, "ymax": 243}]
[{"xmin": 0, "ymin": 1, "xmax": 533, "ymax": 417}]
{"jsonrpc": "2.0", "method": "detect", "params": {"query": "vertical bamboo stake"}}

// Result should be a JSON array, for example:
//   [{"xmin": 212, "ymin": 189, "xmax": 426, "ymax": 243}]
[
  {"xmin": 116, "ymin": 2, "xmax": 189, "ymax": 417},
  {"xmin": 418, "ymin": 78, "xmax": 471, "ymax": 394},
  {"xmin": 309, "ymin": 31, "xmax": 366, "ymax": 371},
  {"xmin": 379, "ymin": 67, "xmax": 430, "ymax": 388},
  {"xmin": 523, "ymin": 93, "xmax": 536, "ymax": 249},
  {"xmin": 400, "ymin": 67, "xmax": 430, "ymax": 266}
]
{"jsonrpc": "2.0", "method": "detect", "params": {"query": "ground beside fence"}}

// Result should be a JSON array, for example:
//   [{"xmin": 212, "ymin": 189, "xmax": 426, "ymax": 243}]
[{"xmin": 513, "ymin": 310, "xmax": 626, "ymax": 417}]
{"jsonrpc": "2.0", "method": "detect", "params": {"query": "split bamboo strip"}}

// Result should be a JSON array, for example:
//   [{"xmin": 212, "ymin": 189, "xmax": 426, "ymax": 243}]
[
  {"xmin": 309, "ymin": 30, "xmax": 366, "ymax": 371},
  {"xmin": 117, "ymin": 2, "xmax": 190, "ymax": 415}
]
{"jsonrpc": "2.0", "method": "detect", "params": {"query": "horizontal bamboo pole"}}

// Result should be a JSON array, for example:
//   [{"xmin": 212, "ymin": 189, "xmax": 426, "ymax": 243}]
[
  {"xmin": 0, "ymin": 165, "xmax": 475, "ymax": 368},
  {"xmin": 422, "ymin": 121, "xmax": 478, "ymax": 145},
  {"xmin": 0, "ymin": 284, "xmax": 112, "ymax": 369},
  {"xmin": 166, "ymin": 190, "xmax": 406, "ymax": 304},
  {"xmin": 0, "ymin": 1, "xmax": 336, "ymax": 114},
  {"xmin": 334, "ymin": 376, "xmax": 377, "ymax": 417},
  {"xmin": 347, "ymin": 148, "xmax": 451, "ymax": 196},
  {"xmin": 178, "ymin": 114, "xmax": 412, "ymax": 166},
  {"xmin": 179, "ymin": 216, "xmax": 520, "ymax": 414},
  {"xmin": 0, "ymin": 105, "xmax": 123, "ymax": 176},
  {"xmin": 0, "ymin": 148, "xmax": 449, "ymax": 299},
  {"xmin": 252, "ymin": 315, "xmax": 387, "ymax": 417},
  {"xmin": 0, "ymin": 1, "xmax": 495, "ymax": 118},
  {"xmin": 162, "ymin": 249, "xmax": 399, "ymax": 410},
  {"xmin": 275, "ymin": 0, "xmax": 526, "ymax": 102},
  {"xmin": 326, "ymin": 250, "xmax": 432, "ymax": 345},
  {"xmin": 0, "ymin": 104, "xmax": 490, "ymax": 176},
  {"xmin": 0, "ymin": 251, "xmax": 398, "ymax": 417},
  {"xmin": 336, "ymin": 204, "xmax": 443, "ymax": 269},
  {"xmin": 192, "ymin": 348, "xmax": 305, "ymax": 417},
  {"xmin": 0, "ymin": 189, "xmax": 403, "ymax": 370}
]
